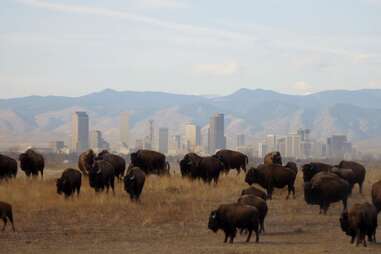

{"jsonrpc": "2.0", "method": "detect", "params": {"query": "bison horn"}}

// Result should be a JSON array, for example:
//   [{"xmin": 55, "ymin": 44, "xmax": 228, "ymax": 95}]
[
  {"xmin": 96, "ymin": 168, "xmax": 101, "ymax": 174},
  {"xmin": 130, "ymin": 175, "xmax": 135, "ymax": 180}
]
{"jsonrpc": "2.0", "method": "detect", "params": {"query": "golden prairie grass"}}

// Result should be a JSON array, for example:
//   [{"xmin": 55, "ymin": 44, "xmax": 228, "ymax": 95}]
[{"xmin": 0, "ymin": 166, "xmax": 380, "ymax": 254}]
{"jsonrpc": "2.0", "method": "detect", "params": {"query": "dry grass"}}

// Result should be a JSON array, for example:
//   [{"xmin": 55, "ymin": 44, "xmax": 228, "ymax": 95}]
[{"xmin": 0, "ymin": 167, "xmax": 381, "ymax": 254}]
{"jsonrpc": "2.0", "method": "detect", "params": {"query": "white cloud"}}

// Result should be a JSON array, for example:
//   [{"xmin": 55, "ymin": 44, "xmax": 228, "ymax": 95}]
[
  {"xmin": 291, "ymin": 81, "xmax": 314, "ymax": 95},
  {"xmin": 193, "ymin": 62, "xmax": 240, "ymax": 76}
]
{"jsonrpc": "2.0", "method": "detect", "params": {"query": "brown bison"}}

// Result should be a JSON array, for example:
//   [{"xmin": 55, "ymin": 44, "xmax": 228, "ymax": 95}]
[
  {"xmin": 337, "ymin": 161, "xmax": 366, "ymax": 193},
  {"xmin": 285, "ymin": 161, "xmax": 298, "ymax": 175},
  {"xmin": 56, "ymin": 168, "xmax": 82, "ymax": 198},
  {"xmin": 0, "ymin": 154, "xmax": 17, "ymax": 180},
  {"xmin": 97, "ymin": 150, "xmax": 126, "ymax": 180},
  {"xmin": 241, "ymin": 186, "xmax": 267, "ymax": 201},
  {"xmin": 302, "ymin": 162, "xmax": 333, "ymax": 182},
  {"xmin": 245, "ymin": 164, "xmax": 296, "ymax": 200},
  {"xmin": 330, "ymin": 167, "xmax": 356, "ymax": 192},
  {"xmin": 304, "ymin": 172, "xmax": 351, "ymax": 214},
  {"xmin": 214, "ymin": 149, "xmax": 248, "ymax": 174},
  {"xmin": 19, "ymin": 149, "xmax": 44, "ymax": 178},
  {"xmin": 88, "ymin": 160, "xmax": 115, "ymax": 194},
  {"xmin": 78, "ymin": 149, "xmax": 96, "ymax": 176},
  {"xmin": 264, "ymin": 151, "xmax": 282, "ymax": 165},
  {"xmin": 130, "ymin": 150, "xmax": 170, "ymax": 175},
  {"xmin": 208, "ymin": 203, "xmax": 260, "ymax": 243},
  {"xmin": 340, "ymin": 202, "xmax": 378, "ymax": 247},
  {"xmin": 124, "ymin": 167, "xmax": 146, "ymax": 201},
  {"xmin": 180, "ymin": 153, "xmax": 222, "ymax": 184},
  {"xmin": 0, "ymin": 201, "xmax": 15, "ymax": 232},
  {"xmin": 237, "ymin": 195, "xmax": 268, "ymax": 233},
  {"xmin": 371, "ymin": 180, "xmax": 381, "ymax": 213}
]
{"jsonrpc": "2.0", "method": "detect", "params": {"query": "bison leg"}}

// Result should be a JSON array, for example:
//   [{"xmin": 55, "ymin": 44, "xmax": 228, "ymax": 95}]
[
  {"xmin": 260, "ymin": 219, "xmax": 265, "ymax": 233},
  {"xmin": 2, "ymin": 218, "xmax": 7, "ymax": 231},
  {"xmin": 359, "ymin": 182, "xmax": 363, "ymax": 194},
  {"xmin": 224, "ymin": 233, "xmax": 228, "ymax": 243},
  {"xmin": 255, "ymin": 228, "xmax": 259, "ymax": 243},
  {"xmin": 342, "ymin": 198, "xmax": 348, "ymax": 211},
  {"xmin": 246, "ymin": 229, "xmax": 252, "ymax": 242}
]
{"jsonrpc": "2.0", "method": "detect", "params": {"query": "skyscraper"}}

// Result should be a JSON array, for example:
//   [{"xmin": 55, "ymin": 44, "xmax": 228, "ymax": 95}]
[
  {"xmin": 236, "ymin": 134, "xmax": 245, "ymax": 148},
  {"xmin": 184, "ymin": 123, "xmax": 201, "ymax": 151},
  {"xmin": 120, "ymin": 112, "xmax": 129, "ymax": 148},
  {"xmin": 266, "ymin": 134, "xmax": 277, "ymax": 152},
  {"xmin": 208, "ymin": 113, "xmax": 225, "ymax": 154},
  {"xmin": 71, "ymin": 111, "xmax": 89, "ymax": 153},
  {"xmin": 90, "ymin": 130, "xmax": 110, "ymax": 152},
  {"xmin": 158, "ymin": 128, "xmax": 169, "ymax": 154}
]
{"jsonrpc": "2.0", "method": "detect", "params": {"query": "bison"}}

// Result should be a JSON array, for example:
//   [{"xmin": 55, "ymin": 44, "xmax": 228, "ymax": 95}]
[
  {"xmin": 302, "ymin": 162, "xmax": 333, "ymax": 182},
  {"xmin": 0, "ymin": 154, "xmax": 17, "ymax": 180},
  {"xmin": 124, "ymin": 167, "xmax": 146, "ymax": 201},
  {"xmin": 130, "ymin": 150, "xmax": 169, "ymax": 175},
  {"xmin": 237, "ymin": 195, "xmax": 268, "ymax": 233},
  {"xmin": 208, "ymin": 203, "xmax": 260, "ymax": 243},
  {"xmin": 371, "ymin": 180, "xmax": 381, "ymax": 214},
  {"xmin": 304, "ymin": 172, "xmax": 350, "ymax": 214},
  {"xmin": 89, "ymin": 160, "xmax": 115, "ymax": 194},
  {"xmin": 0, "ymin": 201, "xmax": 15, "ymax": 232},
  {"xmin": 19, "ymin": 149, "xmax": 44, "ymax": 178},
  {"xmin": 214, "ymin": 149, "xmax": 248, "ymax": 174},
  {"xmin": 337, "ymin": 161, "xmax": 366, "ymax": 194},
  {"xmin": 330, "ymin": 167, "xmax": 356, "ymax": 192},
  {"xmin": 97, "ymin": 150, "xmax": 126, "ymax": 180},
  {"xmin": 264, "ymin": 151, "xmax": 282, "ymax": 165},
  {"xmin": 285, "ymin": 161, "xmax": 298, "ymax": 175},
  {"xmin": 180, "ymin": 153, "xmax": 222, "ymax": 184},
  {"xmin": 245, "ymin": 164, "xmax": 296, "ymax": 200},
  {"xmin": 56, "ymin": 168, "xmax": 82, "ymax": 198},
  {"xmin": 78, "ymin": 149, "xmax": 96, "ymax": 176},
  {"xmin": 340, "ymin": 202, "xmax": 378, "ymax": 247},
  {"xmin": 241, "ymin": 186, "xmax": 267, "ymax": 201}
]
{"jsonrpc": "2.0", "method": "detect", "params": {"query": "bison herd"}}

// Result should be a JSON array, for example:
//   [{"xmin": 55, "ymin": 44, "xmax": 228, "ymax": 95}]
[{"xmin": 0, "ymin": 148, "xmax": 380, "ymax": 248}]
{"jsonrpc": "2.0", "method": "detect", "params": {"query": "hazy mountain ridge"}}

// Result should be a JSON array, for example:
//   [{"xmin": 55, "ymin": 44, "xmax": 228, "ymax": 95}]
[{"xmin": 1, "ymin": 88, "xmax": 381, "ymax": 150}]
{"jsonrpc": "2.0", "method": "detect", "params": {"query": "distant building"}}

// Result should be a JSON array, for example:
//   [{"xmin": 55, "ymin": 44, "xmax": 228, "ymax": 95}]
[
  {"xmin": 185, "ymin": 123, "xmax": 201, "ymax": 151},
  {"xmin": 71, "ymin": 111, "xmax": 89, "ymax": 153},
  {"xmin": 120, "ymin": 112, "xmax": 129, "ymax": 148},
  {"xmin": 266, "ymin": 134, "xmax": 277, "ymax": 152},
  {"xmin": 327, "ymin": 135, "xmax": 352, "ymax": 159},
  {"xmin": 285, "ymin": 134, "xmax": 300, "ymax": 158},
  {"xmin": 208, "ymin": 113, "xmax": 225, "ymax": 154},
  {"xmin": 173, "ymin": 135, "xmax": 182, "ymax": 151},
  {"xmin": 236, "ymin": 134, "xmax": 245, "ymax": 148},
  {"xmin": 158, "ymin": 128, "xmax": 169, "ymax": 154},
  {"xmin": 49, "ymin": 141, "xmax": 65, "ymax": 154},
  {"xmin": 258, "ymin": 143, "xmax": 268, "ymax": 158},
  {"xmin": 135, "ymin": 139, "xmax": 144, "ymax": 150},
  {"xmin": 90, "ymin": 130, "xmax": 110, "ymax": 152},
  {"xmin": 277, "ymin": 137, "xmax": 286, "ymax": 156}
]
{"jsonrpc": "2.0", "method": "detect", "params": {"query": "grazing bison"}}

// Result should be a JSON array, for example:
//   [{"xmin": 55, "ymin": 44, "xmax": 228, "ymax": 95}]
[
  {"xmin": 237, "ymin": 195, "xmax": 268, "ymax": 233},
  {"xmin": 124, "ymin": 167, "xmax": 146, "ymax": 201},
  {"xmin": 97, "ymin": 150, "xmax": 126, "ymax": 180},
  {"xmin": 330, "ymin": 167, "xmax": 356, "ymax": 192},
  {"xmin": 214, "ymin": 149, "xmax": 248, "ymax": 174},
  {"xmin": 180, "ymin": 153, "xmax": 222, "ymax": 184},
  {"xmin": 89, "ymin": 160, "xmax": 115, "ymax": 194},
  {"xmin": 19, "ymin": 149, "xmax": 44, "ymax": 178},
  {"xmin": 245, "ymin": 164, "xmax": 296, "ymax": 200},
  {"xmin": 371, "ymin": 180, "xmax": 381, "ymax": 213},
  {"xmin": 304, "ymin": 172, "xmax": 351, "ymax": 214},
  {"xmin": 241, "ymin": 186, "xmax": 267, "ymax": 201},
  {"xmin": 264, "ymin": 151, "xmax": 282, "ymax": 165},
  {"xmin": 337, "ymin": 161, "xmax": 366, "ymax": 194},
  {"xmin": 340, "ymin": 202, "xmax": 378, "ymax": 247},
  {"xmin": 302, "ymin": 162, "xmax": 333, "ymax": 182},
  {"xmin": 56, "ymin": 168, "xmax": 82, "ymax": 198},
  {"xmin": 130, "ymin": 150, "xmax": 170, "ymax": 175},
  {"xmin": 0, "ymin": 154, "xmax": 17, "ymax": 180},
  {"xmin": 0, "ymin": 201, "xmax": 15, "ymax": 232},
  {"xmin": 285, "ymin": 162, "xmax": 298, "ymax": 175},
  {"xmin": 78, "ymin": 149, "xmax": 96, "ymax": 176},
  {"xmin": 208, "ymin": 203, "xmax": 260, "ymax": 243}
]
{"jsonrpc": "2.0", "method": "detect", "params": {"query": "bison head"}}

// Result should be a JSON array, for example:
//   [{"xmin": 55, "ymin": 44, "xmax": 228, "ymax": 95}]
[
  {"xmin": 124, "ymin": 174, "xmax": 135, "ymax": 194},
  {"xmin": 339, "ymin": 210, "xmax": 353, "ymax": 236},
  {"xmin": 245, "ymin": 167, "xmax": 262, "ymax": 186},
  {"xmin": 302, "ymin": 163, "xmax": 316, "ymax": 182},
  {"xmin": 179, "ymin": 159, "xmax": 191, "ymax": 177},
  {"xmin": 88, "ymin": 161, "xmax": 102, "ymax": 189},
  {"xmin": 130, "ymin": 152, "xmax": 138, "ymax": 164},
  {"xmin": 208, "ymin": 210, "xmax": 220, "ymax": 232},
  {"xmin": 272, "ymin": 152, "xmax": 282, "ymax": 165}
]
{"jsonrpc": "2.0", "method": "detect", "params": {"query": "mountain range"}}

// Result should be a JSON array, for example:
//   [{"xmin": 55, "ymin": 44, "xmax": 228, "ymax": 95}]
[{"xmin": 1, "ymin": 88, "xmax": 381, "ymax": 153}]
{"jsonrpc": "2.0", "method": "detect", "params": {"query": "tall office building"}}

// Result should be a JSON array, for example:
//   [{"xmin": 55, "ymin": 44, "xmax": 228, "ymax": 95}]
[
  {"xmin": 285, "ymin": 134, "xmax": 301, "ymax": 158},
  {"xmin": 71, "ymin": 111, "xmax": 89, "ymax": 153},
  {"xmin": 266, "ymin": 134, "xmax": 277, "ymax": 152},
  {"xmin": 327, "ymin": 135, "xmax": 352, "ymax": 159},
  {"xmin": 158, "ymin": 128, "xmax": 169, "ymax": 154},
  {"xmin": 258, "ymin": 143, "xmax": 268, "ymax": 158},
  {"xmin": 185, "ymin": 123, "xmax": 201, "ymax": 151},
  {"xmin": 208, "ymin": 113, "xmax": 225, "ymax": 154},
  {"xmin": 120, "ymin": 112, "xmax": 129, "ymax": 148},
  {"xmin": 236, "ymin": 134, "xmax": 245, "ymax": 148},
  {"xmin": 90, "ymin": 130, "xmax": 110, "ymax": 152}
]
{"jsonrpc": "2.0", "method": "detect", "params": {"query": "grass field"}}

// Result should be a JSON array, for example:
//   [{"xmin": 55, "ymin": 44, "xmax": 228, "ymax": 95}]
[{"xmin": 0, "ymin": 165, "xmax": 381, "ymax": 254}]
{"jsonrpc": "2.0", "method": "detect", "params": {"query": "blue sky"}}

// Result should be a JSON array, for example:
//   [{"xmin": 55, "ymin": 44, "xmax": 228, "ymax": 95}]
[{"xmin": 0, "ymin": 0, "xmax": 381, "ymax": 98}]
